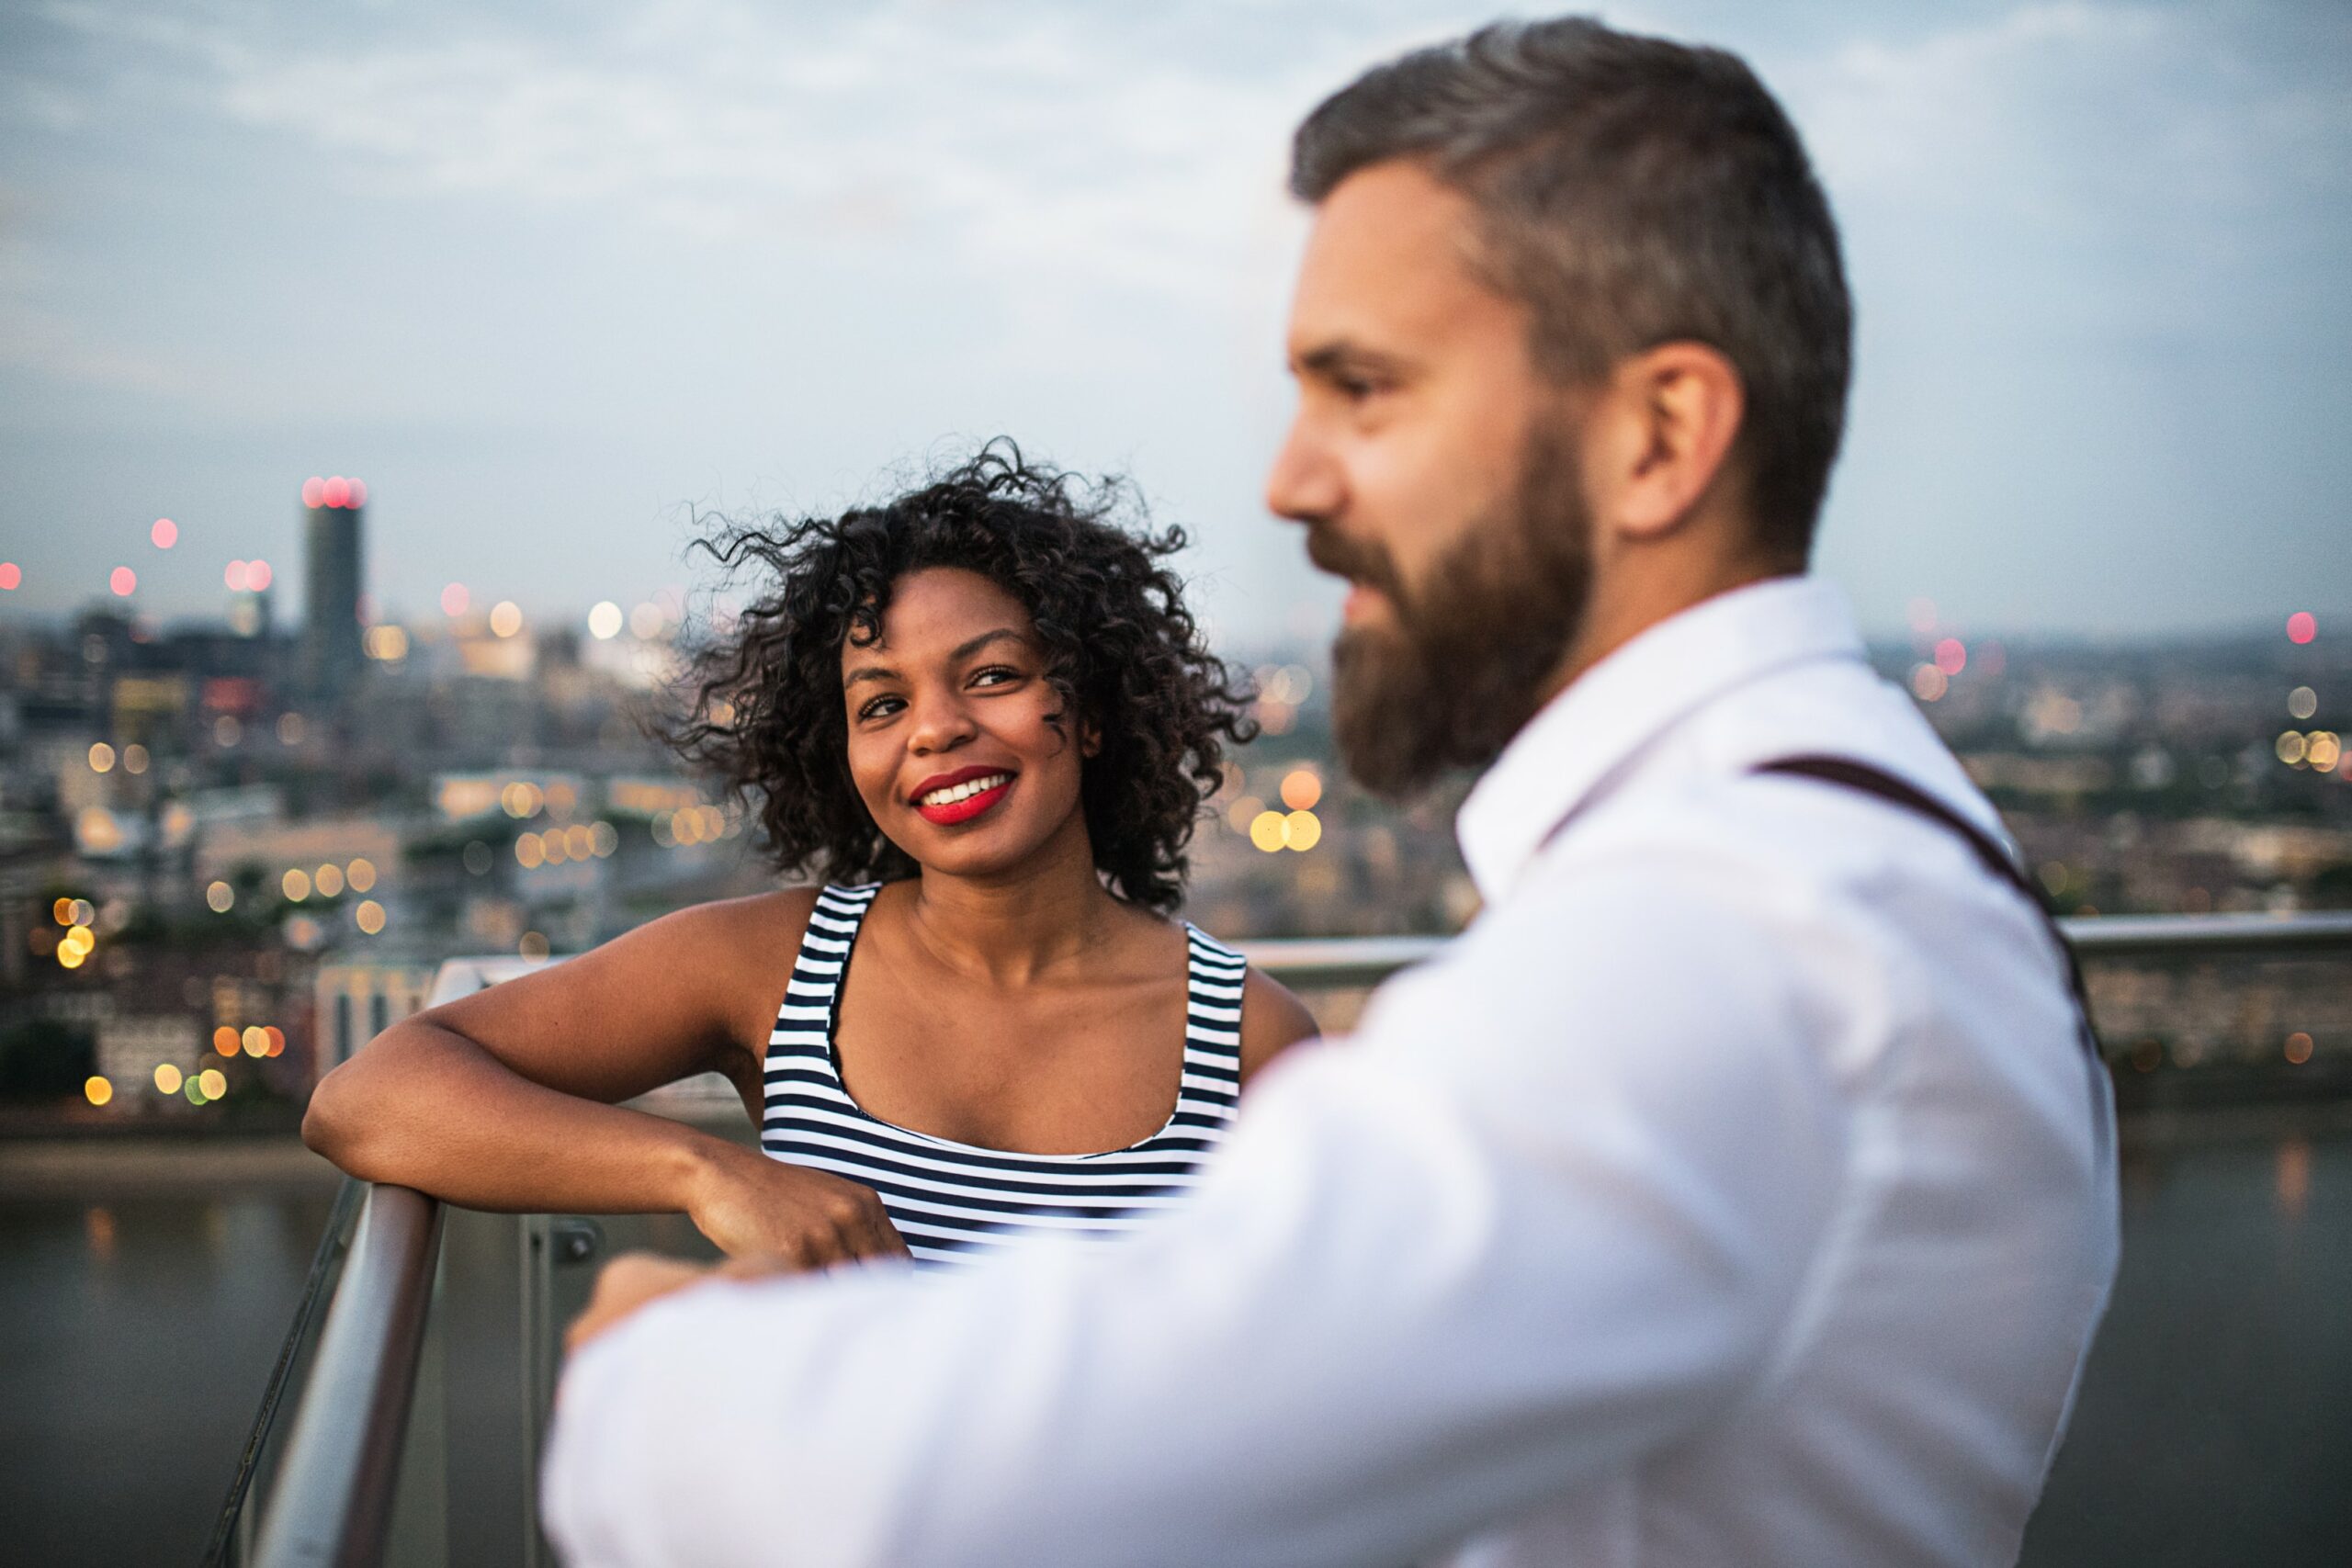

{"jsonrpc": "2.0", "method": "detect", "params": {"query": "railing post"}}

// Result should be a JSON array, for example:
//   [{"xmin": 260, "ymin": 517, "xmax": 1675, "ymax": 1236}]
[
  {"xmin": 519, "ymin": 1213, "xmax": 604, "ymax": 1568},
  {"xmin": 518, "ymin": 1213, "xmax": 553, "ymax": 1568}
]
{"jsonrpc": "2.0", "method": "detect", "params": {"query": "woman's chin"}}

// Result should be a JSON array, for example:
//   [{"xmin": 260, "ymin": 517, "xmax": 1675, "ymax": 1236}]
[{"xmin": 900, "ymin": 818, "xmax": 1040, "ymax": 877}]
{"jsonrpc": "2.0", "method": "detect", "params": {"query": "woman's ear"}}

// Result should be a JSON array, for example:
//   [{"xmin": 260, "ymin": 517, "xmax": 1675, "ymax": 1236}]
[{"xmin": 1080, "ymin": 717, "xmax": 1102, "ymax": 759}]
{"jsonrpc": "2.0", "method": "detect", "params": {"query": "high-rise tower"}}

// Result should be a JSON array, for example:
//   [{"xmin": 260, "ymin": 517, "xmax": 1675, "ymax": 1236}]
[{"xmin": 300, "ymin": 475, "xmax": 367, "ymax": 703}]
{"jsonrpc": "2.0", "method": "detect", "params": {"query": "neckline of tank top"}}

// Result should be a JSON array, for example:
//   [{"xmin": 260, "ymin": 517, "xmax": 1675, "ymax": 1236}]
[{"xmin": 793, "ymin": 883, "xmax": 1247, "ymax": 1165}]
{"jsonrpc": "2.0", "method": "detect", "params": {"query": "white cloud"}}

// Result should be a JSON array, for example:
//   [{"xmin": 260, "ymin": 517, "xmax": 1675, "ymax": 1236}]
[
  {"xmin": 1781, "ymin": 1, "xmax": 2352, "ymax": 235},
  {"xmin": 60, "ymin": 0, "xmax": 1348, "ymax": 308}
]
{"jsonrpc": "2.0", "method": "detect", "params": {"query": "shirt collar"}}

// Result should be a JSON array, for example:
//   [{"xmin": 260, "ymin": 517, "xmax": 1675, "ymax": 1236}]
[{"xmin": 1455, "ymin": 573, "xmax": 1869, "ymax": 903}]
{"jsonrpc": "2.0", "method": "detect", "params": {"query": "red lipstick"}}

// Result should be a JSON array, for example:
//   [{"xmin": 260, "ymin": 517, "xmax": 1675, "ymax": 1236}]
[{"xmin": 910, "ymin": 764, "xmax": 1018, "ymax": 826}]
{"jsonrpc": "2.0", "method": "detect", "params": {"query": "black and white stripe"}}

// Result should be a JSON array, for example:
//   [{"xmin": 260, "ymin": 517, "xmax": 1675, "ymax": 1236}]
[{"xmin": 760, "ymin": 883, "xmax": 1250, "ymax": 1267}]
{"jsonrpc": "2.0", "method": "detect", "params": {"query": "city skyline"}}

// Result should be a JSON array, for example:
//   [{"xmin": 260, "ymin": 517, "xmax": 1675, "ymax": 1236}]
[{"xmin": 3, "ymin": 0, "xmax": 2348, "ymax": 646}]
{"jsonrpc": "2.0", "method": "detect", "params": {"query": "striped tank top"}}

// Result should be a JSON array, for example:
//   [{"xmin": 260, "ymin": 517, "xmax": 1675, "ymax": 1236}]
[{"xmin": 759, "ymin": 883, "xmax": 1250, "ymax": 1267}]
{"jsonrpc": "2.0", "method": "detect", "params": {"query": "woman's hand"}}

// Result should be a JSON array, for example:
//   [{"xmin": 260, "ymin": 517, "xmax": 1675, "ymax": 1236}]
[{"xmin": 686, "ymin": 1142, "xmax": 911, "ymax": 1268}]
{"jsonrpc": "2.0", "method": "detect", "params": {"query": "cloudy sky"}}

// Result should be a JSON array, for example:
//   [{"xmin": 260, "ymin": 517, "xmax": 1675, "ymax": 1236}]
[{"xmin": 2, "ymin": 0, "xmax": 2346, "ymax": 650}]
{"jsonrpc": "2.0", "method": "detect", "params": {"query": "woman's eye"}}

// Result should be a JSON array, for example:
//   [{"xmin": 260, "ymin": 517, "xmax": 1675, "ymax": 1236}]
[
  {"xmin": 857, "ymin": 694, "xmax": 903, "ymax": 721},
  {"xmin": 971, "ymin": 665, "xmax": 1022, "ymax": 688}
]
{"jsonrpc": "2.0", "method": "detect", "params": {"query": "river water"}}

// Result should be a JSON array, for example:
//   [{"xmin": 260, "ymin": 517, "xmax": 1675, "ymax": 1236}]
[{"xmin": 4, "ymin": 1119, "xmax": 2347, "ymax": 1564}]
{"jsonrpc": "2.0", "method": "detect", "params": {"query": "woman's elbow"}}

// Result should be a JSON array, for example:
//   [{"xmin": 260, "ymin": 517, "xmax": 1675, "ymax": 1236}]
[{"xmin": 302, "ymin": 1057, "xmax": 370, "ymax": 1167}]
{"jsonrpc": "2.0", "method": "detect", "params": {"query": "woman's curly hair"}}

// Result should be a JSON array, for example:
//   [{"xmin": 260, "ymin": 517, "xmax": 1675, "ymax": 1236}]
[{"xmin": 662, "ymin": 441, "xmax": 1256, "ymax": 914}]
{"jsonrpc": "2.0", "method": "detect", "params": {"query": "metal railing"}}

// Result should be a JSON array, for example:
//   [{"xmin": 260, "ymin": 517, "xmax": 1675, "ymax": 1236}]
[
  {"xmin": 248, "ymin": 1186, "xmax": 447, "ymax": 1568},
  {"xmin": 224, "ymin": 910, "xmax": 2352, "ymax": 1566}
]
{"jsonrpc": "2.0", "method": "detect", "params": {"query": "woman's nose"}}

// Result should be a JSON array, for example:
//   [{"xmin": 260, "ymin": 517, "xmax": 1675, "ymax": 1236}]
[{"xmin": 905, "ymin": 689, "xmax": 978, "ymax": 755}]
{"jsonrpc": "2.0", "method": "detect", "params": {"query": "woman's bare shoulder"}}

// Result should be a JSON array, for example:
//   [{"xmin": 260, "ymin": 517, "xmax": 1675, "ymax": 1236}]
[
  {"xmin": 659, "ymin": 886, "xmax": 824, "ymax": 969},
  {"xmin": 1237, "ymin": 960, "xmax": 1319, "ymax": 1086},
  {"xmin": 619, "ymin": 887, "xmax": 824, "ymax": 1034}
]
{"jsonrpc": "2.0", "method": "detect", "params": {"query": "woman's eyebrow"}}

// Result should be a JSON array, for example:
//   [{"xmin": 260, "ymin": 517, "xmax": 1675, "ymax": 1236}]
[
  {"xmin": 951, "ymin": 627, "xmax": 1026, "ymax": 661},
  {"xmin": 842, "ymin": 627, "xmax": 1025, "ymax": 689}
]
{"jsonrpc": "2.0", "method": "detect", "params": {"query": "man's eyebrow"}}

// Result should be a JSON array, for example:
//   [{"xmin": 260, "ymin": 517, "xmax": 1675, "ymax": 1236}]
[
  {"xmin": 1293, "ymin": 339, "xmax": 1409, "ymax": 379},
  {"xmin": 842, "ymin": 627, "xmax": 1025, "ymax": 689}
]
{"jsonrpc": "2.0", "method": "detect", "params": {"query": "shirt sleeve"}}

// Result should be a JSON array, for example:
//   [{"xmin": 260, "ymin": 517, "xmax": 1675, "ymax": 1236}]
[{"xmin": 540, "ymin": 863, "xmax": 1848, "ymax": 1568}]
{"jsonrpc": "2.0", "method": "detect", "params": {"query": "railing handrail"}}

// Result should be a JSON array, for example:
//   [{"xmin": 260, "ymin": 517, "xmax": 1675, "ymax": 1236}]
[
  {"xmin": 203, "ymin": 1178, "xmax": 364, "ymax": 1568},
  {"xmin": 427, "ymin": 910, "xmax": 2352, "ymax": 998},
  {"xmin": 250, "ymin": 1184, "xmax": 446, "ymax": 1568},
  {"xmin": 2055, "ymin": 909, "xmax": 2352, "ymax": 958}
]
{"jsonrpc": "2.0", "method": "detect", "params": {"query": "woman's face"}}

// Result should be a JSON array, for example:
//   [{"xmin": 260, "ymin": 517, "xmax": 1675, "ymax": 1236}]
[{"xmin": 841, "ymin": 566, "xmax": 1094, "ymax": 878}]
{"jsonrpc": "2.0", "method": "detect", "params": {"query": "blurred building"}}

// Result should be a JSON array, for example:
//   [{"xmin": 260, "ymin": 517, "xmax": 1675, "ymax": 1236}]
[
  {"xmin": 96, "ymin": 1014, "xmax": 203, "ymax": 1097},
  {"xmin": 312, "ymin": 961, "xmax": 435, "ymax": 1072},
  {"xmin": 300, "ymin": 476, "xmax": 367, "ymax": 704}
]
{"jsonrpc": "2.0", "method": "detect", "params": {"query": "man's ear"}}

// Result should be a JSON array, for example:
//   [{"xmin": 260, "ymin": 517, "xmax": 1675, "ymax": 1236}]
[{"xmin": 1583, "ymin": 341, "xmax": 1745, "ymax": 545}]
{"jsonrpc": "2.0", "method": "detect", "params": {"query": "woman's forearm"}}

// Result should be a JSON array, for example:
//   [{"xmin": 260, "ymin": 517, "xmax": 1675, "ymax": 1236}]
[{"xmin": 302, "ymin": 1020, "xmax": 738, "ymax": 1217}]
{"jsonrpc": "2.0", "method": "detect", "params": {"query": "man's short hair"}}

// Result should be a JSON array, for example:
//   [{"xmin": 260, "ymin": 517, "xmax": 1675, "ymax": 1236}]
[{"xmin": 1291, "ymin": 17, "xmax": 1852, "ymax": 563}]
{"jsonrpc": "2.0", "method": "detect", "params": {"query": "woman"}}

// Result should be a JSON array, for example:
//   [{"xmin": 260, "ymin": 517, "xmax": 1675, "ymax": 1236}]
[{"xmin": 304, "ymin": 446, "xmax": 1317, "ymax": 1268}]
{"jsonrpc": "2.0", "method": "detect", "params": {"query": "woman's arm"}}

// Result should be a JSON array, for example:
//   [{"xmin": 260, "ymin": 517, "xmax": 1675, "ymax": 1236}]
[
  {"xmin": 1238, "ymin": 969, "xmax": 1318, "ymax": 1085},
  {"xmin": 302, "ymin": 890, "xmax": 905, "ymax": 1264}
]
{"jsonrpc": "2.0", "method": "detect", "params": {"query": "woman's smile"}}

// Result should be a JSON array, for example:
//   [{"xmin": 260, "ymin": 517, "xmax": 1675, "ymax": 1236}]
[{"xmin": 910, "ymin": 766, "xmax": 1018, "ymax": 826}]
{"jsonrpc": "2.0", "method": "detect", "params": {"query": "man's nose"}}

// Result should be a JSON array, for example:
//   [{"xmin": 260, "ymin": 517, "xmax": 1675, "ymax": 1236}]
[{"xmin": 1265, "ymin": 415, "xmax": 1345, "ymax": 525}]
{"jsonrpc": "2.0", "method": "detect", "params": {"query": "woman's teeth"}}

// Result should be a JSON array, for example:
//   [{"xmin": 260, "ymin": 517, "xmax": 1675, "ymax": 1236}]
[{"xmin": 919, "ymin": 773, "xmax": 1010, "ymax": 807}]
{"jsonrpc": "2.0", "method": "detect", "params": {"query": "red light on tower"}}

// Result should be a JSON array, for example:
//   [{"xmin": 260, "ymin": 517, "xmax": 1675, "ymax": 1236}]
[
  {"xmin": 0, "ymin": 563, "xmax": 19, "ymax": 591},
  {"xmin": 225, "ymin": 560, "xmax": 249, "ymax": 591},
  {"xmin": 152, "ymin": 518, "xmax": 178, "ymax": 548},
  {"xmin": 302, "ymin": 477, "xmax": 325, "ymax": 508},
  {"xmin": 247, "ymin": 559, "xmax": 273, "ymax": 591},
  {"xmin": 322, "ymin": 477, "xmax": 351, "ymax": 509},
  {"xmin": 1933, "ymin": 637, "xmax": 1967, "ymax": 677},
  {"xmin": 109, "ymin": 566, "xmax": 137, "ymax": 596},
  {"xmin": 348, "ymin": 479, "xmax": 368, "ymax": 507},
  {"xmin": 2288, "ymin": 612, "xmax": 2317, "ymax": 645}
]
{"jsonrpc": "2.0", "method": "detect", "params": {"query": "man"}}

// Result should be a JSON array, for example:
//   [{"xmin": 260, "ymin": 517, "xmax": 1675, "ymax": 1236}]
[{"xmin": 544, "ymin": 17, "xmax": 2118, "ymax": 1565}]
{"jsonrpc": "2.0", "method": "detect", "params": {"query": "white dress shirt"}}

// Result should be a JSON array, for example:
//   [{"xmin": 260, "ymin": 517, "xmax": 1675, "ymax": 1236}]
[{"xmin": 543, "ymin": 575, "xmax": 2120, "ymax": 1567}]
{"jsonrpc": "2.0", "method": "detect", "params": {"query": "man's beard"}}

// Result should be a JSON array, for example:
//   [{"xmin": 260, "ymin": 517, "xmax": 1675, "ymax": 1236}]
[{"xmin": 1312, "ymin": 426, "xmax": 1592, "ymax": 799}]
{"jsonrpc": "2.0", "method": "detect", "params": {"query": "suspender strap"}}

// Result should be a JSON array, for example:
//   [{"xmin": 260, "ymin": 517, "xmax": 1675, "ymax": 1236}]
[
  {"xmin": 1750, "ymin": 754, "xmax": 2101, "ymax": 1065},
  {"xmin": 1754, "ymin": 755, "xmax": 2044, "ymax": 909},
  {"xmin": 1529, "ymin": 749, "xmax": 2110, "ymax": 1166}
]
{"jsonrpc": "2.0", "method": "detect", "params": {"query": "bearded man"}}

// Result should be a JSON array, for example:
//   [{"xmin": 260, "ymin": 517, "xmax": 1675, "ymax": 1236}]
[{"xmin": 545, "ymin": 18, "xmax": 2118, "ymax": 1566}]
